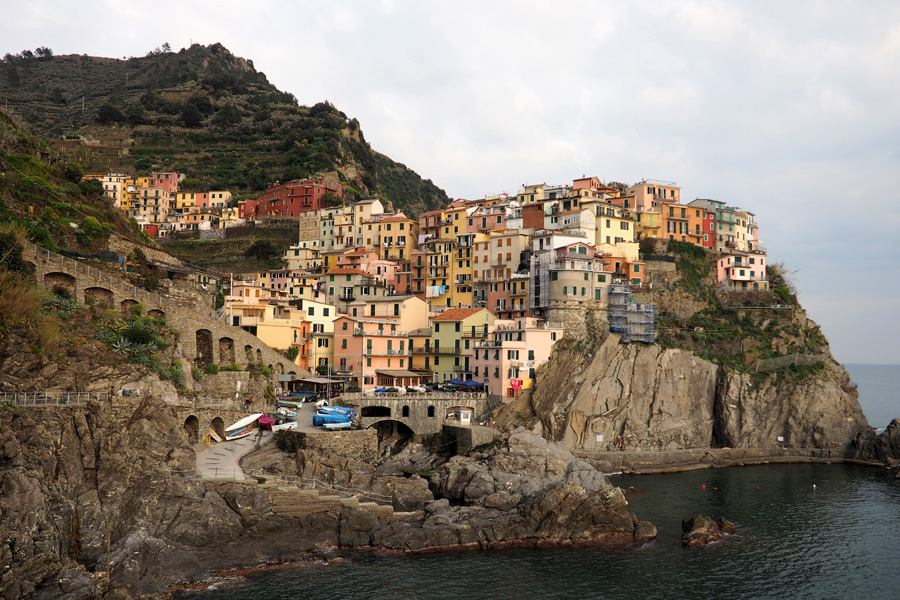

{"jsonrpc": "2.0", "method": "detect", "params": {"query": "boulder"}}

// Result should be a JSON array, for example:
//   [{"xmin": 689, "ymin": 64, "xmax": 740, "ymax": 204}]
[{"xmin": 681, "ymin": 514, "xmax": 735, "ymax": 547}]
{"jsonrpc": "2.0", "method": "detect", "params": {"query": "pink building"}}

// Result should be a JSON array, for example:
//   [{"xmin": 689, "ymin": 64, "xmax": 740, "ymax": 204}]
[
  {"xmin": 473, "ymin": 317, "xmax": 563, "ymax": 398},
  {"xmin": 333, "ymin": 316, "xmax": 412, "ymax": 389},
  {"xmin": 716, "ymin": 252, "xmax": 769, "ymax": 290}
]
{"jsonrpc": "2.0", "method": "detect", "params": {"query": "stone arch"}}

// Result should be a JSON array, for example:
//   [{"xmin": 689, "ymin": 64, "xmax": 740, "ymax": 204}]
[
  {"xmin": 256, "ymin": 349, "xmax": 262, "ymax": 363},
  {"xmin": 219, "ymin": 337, "xmax": 235, "ymax": 365},
  {"xmin": 25, "ymin": 261, "xmax": 36, "ymax": 273},
  {"xmin": 84, "ymin": 286, "xmax": 114, "ymax": 308},
  {"xmin": 120, "ymin": 298, "xmax": 140, "ymax": 313},
  {"xmin": 148, "ymin": 309, "xmax": 165, "ymax": 320},
  {"xmin": 288, "ymin": 370, "xmax": 297, "ymax": 375},
  {"xmin": 244, "ymin": 344, "xmax": 254, "ymax": 362},
  {"xmin": 369, "ymin": 419, "xmax": 415, "ymax": 453},
  {"xmin": 274, "ymin": 363, "xmax": 284, "ymax": 376},
  {"xmin": 401, "ymin": 405, "xmax": 410, "ymax": 418},
  {"xmin": 361, "ymin": 405, "xmax": 391, "ymax": 418},
  {"xmin": 44, "ymin": 271, "xmax": 76, "ymax": 298},
  {"xmin": 195, "ymin": 329, "xmax": 213, "ymax": 368},
  {"xmin": 210, "ymin": 417, "xmax": 226, "ymax": 440},
  {"xmin": 427, "ymin": 405, "xmax": 435, "ymax": 418},
  {"xmin": 184, "ymin": 415, "xmax": 200, "ymax": 443}
]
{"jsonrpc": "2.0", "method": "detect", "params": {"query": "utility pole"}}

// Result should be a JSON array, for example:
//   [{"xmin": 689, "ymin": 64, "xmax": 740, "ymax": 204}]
[{"xmin": 229, "ymin": 272, "xmax": 234, "ymax": 325}]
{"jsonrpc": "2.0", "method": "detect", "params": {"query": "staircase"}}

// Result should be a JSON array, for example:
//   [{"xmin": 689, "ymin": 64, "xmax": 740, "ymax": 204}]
[{"xmin": 262, "ymin": 483, "xmax": 396, "ymax": 517}]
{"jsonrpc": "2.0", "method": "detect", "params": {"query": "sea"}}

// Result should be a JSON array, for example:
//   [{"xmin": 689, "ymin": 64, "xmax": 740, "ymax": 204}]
[{"xmin": 177, "ymin": 365, "xmax": 900, "ymax": 600}]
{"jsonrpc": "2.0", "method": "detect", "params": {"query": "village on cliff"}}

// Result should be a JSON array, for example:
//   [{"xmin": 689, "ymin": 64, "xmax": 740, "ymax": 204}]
[{"xmin": 85, "ymin": 172, "xmax": 769, "ymax": 396}]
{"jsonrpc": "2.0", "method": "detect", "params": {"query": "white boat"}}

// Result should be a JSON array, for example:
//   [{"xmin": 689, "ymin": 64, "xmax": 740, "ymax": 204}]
[
  {"xmin": 225, "ymin": 413, "xmax": 264, "ymax": 432},
  {"xmin": 225, "ymin": 427, "xmax": 254, "ymax": 441},
  {"xmin": 272, "ymin": 421, "xmax": 298, "ymax": 431}
]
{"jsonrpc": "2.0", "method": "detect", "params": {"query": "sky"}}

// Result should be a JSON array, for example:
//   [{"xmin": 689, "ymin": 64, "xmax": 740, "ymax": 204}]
[{"xmin": 3, "ymin": 1, "xmax": 899, "ymax": 364}]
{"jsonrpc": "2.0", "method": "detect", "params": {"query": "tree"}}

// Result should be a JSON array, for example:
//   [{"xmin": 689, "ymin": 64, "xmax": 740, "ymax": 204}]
[
  {"xmin": 180, "ymin": 103, "xmax": 202, "ymax": 127},
  {"xmin": 97, "ymin": 103, "xmax": 125, "ymax": 124},
  {"xmin": 35, "ymin": 47, "xmax": 53, "ymax": 59},
  {"xmin": 244, "ymin": 240, "xmax": 279, "ymax": 261}
]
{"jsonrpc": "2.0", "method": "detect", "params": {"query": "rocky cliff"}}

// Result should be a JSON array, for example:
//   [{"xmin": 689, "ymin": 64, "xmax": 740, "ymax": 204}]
[
  {"xmin": 0, "ymin": 397, "xmax": 653, "ymax": 600},
  {"xmin": 520, "ymin": 243, "xmax": 873, "ymax": 457}
]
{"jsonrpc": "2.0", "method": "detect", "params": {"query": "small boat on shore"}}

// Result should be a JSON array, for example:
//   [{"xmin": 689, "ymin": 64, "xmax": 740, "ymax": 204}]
[
  {"xmin": 224, "ymin": 413, "xmax": 263, "ymax": 441},
  {"xmin": 272, "ymin": 420, "xmax": 298, "ymax": 431},
  {"xmin": 323, "ymin": 421, "xmax": 352, "ymax": 430}
]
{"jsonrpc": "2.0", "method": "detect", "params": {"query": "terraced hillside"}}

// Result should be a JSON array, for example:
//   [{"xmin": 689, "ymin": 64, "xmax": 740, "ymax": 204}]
[{"xmin": 0, "ymin": 43, "xmax": 450, "ymax": 216}]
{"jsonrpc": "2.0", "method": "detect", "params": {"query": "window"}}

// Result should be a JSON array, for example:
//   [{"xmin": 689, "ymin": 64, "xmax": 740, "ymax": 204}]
[
  {"xmin": 595, "ymin": 289, "xmax": 601, "ymax": 299},
  {"xmin": 394, "ymin": 303, "xmax": 400, "ymax": 316},
  {"xmin": 528, "ymin": 350, "xmax": 535, "ymax": 360},
  {"xmin": 366, "ymin": 358, "xmax": 372, "ymax": 367},
  {"xmin": 551, "ymin": 271, "xmax": 558, "ymax": 281},
  {"xmin": 308, "ymin": 306, "xmax": 315, "ymax": 316},
  {"xmin": 427, "ymin": 406, "xmax": 435, "ymax": 418},
  {"xmin": 583, "ymin": 273, "xmax": 588, "ymax": 281},
  {"xmin": 435, "ymin": 323, "xmax": 440, "ymax": 332},
  {"xmin": 341, "ymin": 339, "xmax": 347, "ymax": 349},
  {"xmin": 455, "ymin": 323, "xmax": 461, "ymax": 332},
  {"xmin": 634, "ymin": 265, "xmax": 641, "ymax": 273}
]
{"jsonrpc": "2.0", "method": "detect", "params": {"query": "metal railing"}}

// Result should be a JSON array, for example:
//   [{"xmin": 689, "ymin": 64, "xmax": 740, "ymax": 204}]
[
  {"xmin": 342, "ymin": 391, "xmax": 487, "ymax": 401},
  {"xmin": 1, "ymin": 391, "xmax": 109, "ymax": 407}
]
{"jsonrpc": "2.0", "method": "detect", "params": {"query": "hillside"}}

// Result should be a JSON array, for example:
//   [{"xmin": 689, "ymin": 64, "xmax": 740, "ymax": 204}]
[{"xmin": 0, "ymin": 43, "xmax": 450, "ymax": 215}]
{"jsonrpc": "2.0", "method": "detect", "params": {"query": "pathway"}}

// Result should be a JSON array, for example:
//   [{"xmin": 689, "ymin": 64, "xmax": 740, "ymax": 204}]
[{"xmin": 196, "ymin": 429, "xmax": 274, "ymax": 480}]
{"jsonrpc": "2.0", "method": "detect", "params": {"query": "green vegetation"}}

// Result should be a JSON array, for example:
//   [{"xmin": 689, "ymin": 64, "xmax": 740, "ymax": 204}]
[
  {"xmin": 95, "ymin": 314, "xmax": 182, "ymax": 385},
  {"xmin": 0, "ymin": 44, "xmax": 450, "ymax": 218}
]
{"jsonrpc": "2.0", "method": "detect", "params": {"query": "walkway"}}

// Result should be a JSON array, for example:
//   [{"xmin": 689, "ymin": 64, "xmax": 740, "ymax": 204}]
[{"xmin": 196, "ymin": 429, "xmax": 274, "ymax": 480}]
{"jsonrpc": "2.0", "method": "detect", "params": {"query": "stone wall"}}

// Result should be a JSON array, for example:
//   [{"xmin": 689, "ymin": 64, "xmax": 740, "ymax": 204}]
[
  {"xmin": 445, "ymin": 424, "xmax": 500, "ymax": 453},
  {"xmin": 24, "ymin": 242, "xmax": 306, "ymax": 381},
  {"xmin": 107, "ymin": 234, "xmax": 181, "ymax": 267},
  {"xmin": 546, "ymin": 300, "xmax": 608, "ymax": 339},
  {"xmin": 300, "ymin": 429, "xmax": 378, "ymax": 463}
]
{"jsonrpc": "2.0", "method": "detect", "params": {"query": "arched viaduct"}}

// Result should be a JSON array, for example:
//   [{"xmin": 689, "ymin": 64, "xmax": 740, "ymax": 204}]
[
  {"xmin": 23, "ymin": 242, "xmax": 305, "ymax": 378},
  {"xmin": 340, "ymin": 392, "xmax": 488, "ymax": 436}
]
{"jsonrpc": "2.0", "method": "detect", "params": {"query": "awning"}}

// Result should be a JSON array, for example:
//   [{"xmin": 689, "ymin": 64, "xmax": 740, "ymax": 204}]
[{"xmin": 375, "ymin": 370, "xmax": 424, "ymax": 378}]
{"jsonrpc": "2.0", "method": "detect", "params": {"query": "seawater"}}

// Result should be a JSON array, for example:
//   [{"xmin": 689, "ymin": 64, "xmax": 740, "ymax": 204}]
[
  {"xmin": 176, "ymin": 463, "xmax": 900, "ymax": 600},
  {"xmin": 844, "ymin": 363, "xmax": 900, "ymax": 430}
]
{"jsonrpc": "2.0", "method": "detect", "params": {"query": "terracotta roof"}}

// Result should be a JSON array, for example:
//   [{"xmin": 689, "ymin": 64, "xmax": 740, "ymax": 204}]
[
  {"xmin": 433, "ymin": 308, "xmax": 492, "ymax": 321},
  {"xmin": 420, "ymin": 209, "xmax": 444, "ymax": 217}
]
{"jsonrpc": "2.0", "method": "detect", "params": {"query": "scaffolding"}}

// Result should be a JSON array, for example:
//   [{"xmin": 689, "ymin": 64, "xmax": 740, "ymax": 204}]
[{"xmin": 607, "ymin": 284, "xmax": 656, "ymax": 343}]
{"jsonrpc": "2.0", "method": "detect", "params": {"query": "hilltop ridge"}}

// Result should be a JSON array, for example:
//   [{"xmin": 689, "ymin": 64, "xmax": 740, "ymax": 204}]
[{"xmin": 0, "ymin": 43, "xmax": 450, "ymax": 216}]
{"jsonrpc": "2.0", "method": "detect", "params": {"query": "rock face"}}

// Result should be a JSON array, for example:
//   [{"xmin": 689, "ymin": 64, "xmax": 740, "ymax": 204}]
[
  {"xmin": 681, "ymin": 514, "xmax": 736, "ymax": 547},
  {"xmin": 0, "ymin": 401, "xmax": 651, "ymax": 600},
  {"xmin": 530, "ymin": 334, "xmax": 869, "ymax": 455},
  {"xmin": 532, "ymin": 337, "xmax": 718, "ymax": 452}
]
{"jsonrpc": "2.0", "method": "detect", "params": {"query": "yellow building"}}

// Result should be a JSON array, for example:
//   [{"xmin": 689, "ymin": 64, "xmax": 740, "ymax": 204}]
[{"xmin": 431, "ymin": 307, "xmax": 496, "ymax": 383}]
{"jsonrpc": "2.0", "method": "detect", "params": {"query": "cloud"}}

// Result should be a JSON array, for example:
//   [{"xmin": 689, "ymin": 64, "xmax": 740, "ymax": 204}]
[{"xmin": 2, "ymin": 0, "xmax": 899, "ymax": 363}]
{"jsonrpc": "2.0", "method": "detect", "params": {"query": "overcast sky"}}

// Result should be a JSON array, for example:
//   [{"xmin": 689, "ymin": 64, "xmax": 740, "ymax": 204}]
[{"xmin": 4, "ymin": 1, "xmax": 899, "ymax": 365}]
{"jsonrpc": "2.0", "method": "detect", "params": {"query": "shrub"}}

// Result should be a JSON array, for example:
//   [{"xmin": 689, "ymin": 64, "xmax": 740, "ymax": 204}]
[
  {"xmin": 191, "ymin": 366, "xmax": 204, "ymax": 381},
  {"xmin": 204, "ymin": 363, "xmax": 219, "ymax": 375}
]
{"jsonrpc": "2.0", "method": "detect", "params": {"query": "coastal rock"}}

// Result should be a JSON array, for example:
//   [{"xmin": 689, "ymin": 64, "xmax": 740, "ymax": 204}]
[
  {"xmin": 529, "ymin": 330, "xmax": 869, "ymax": 456},
  {"xmin": 681, "ymin": 515, "xmax": 735, "ymax": 547}
]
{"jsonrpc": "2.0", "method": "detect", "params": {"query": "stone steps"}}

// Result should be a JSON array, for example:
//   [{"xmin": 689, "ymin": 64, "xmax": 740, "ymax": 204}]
[{"xmin": 266, "ymin": 486, "xmax": 394, "ymax": 517}]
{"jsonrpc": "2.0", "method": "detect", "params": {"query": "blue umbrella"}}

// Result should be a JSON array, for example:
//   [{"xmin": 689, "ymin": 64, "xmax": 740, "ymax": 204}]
[
  {"xmin": 447, "ymin": 379, "xmax": 463, "ymax": 385},
  {"xmin": 461, "ymin": 380, "xmax": 484, "ymax": 387}
]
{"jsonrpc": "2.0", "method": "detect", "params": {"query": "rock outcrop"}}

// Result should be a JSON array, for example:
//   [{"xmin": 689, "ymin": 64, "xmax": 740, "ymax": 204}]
[
  {"xmin": 0, "ymin": 400, "xmax": 652, "ymax": 600},
  {"xmin": 529, "ymin": 334, "xmax": 869, "ymax": 456},
  {"xmin": 681, "ymin": 514, "xmax": 735, "ymax": 547}
]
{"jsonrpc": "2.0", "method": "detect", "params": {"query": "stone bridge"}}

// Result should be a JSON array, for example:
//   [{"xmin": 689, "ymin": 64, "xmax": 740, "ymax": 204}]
[
  {"xmin": 23, "ymin": 242, "xmax": 305, "ymax": 379},
  {"xmin": 339, "ymin": 391, "xmax": 488, "ymax": 437}
]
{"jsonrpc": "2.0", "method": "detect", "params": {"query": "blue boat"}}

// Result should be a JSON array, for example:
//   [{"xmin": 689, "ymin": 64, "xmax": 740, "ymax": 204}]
[
  {"xmin": 312, "ymin": 413, "xmax": 352, "ymax": 427},
  {"xmin": 323, "ymin": 421, "xmax": 352, "ymax": 430}
]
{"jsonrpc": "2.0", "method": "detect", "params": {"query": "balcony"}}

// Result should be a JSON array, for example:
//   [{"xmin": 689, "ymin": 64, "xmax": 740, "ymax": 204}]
[
  {"xmin": 462, "ymin": 327, "xmax": 490, "ymax": 338},
  {"xmin": 338, "ymin": 294, "xmax": 356, "ymax": 302},
  {"xmin": 412, "ymin": 347, "xmax": 433, "ymax": 354},
  {"xmin": 432, "ymin": 348, "xmax": 461, "ymax": 355}
]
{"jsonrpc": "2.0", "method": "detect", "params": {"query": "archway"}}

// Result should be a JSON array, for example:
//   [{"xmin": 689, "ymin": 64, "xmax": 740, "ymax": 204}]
[
  {"xmin": 275, "ymin": 363, "xmax": 284, "ymax": 376},
  {"xmin": 371, "ymin": 419, "xmax": 415, "ymax": 457},
  {"xmin": 361, "ymin": 405, "xmax": 391, "ymax": 418},
  {"xmin": 219, "ymin": 337, "xmax": 235, "ymax": 365},
  {"xmin": 210, "ymin": 417, "xmax": 226, "ymax": 440},
  {"xmin": 84, "ymin": 286, "xmax": 114, "ymax": 308},
  {"xmin": 120, "ymin": 299, "xmax": 139, "ymax": 313},
  {"xmin": 44, "ymin": 272, "xmax": 76, "ymax": 299},
  {"xmin": 148, "ymin": 309, "xmax": 165, "ymax": 320},
  {"xmin": 244, "ymin": 344, "xmax": 254, "ymax": 362},
  {"xmin": 184, "ymin": 415, "xmax": 200, "ymax": 443},
  {"xmin": 195, "ymin": 329, "xmax": 213, "ymax": 368}
]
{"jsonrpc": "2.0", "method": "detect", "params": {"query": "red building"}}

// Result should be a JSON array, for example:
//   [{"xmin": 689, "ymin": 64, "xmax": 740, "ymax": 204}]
[{"xmin": 253, "ymin": 178, "xmax": 343, "ymax": 218}]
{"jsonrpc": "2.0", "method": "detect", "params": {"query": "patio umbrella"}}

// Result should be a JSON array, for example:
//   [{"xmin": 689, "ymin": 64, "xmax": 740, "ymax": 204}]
[
  {"xmin": 461, "ymin": 380, "xmax": 484, "ymax": 387},
  {"xmin": 447, "ymin": 379, "xmax": 463, "ymax": 385}
]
